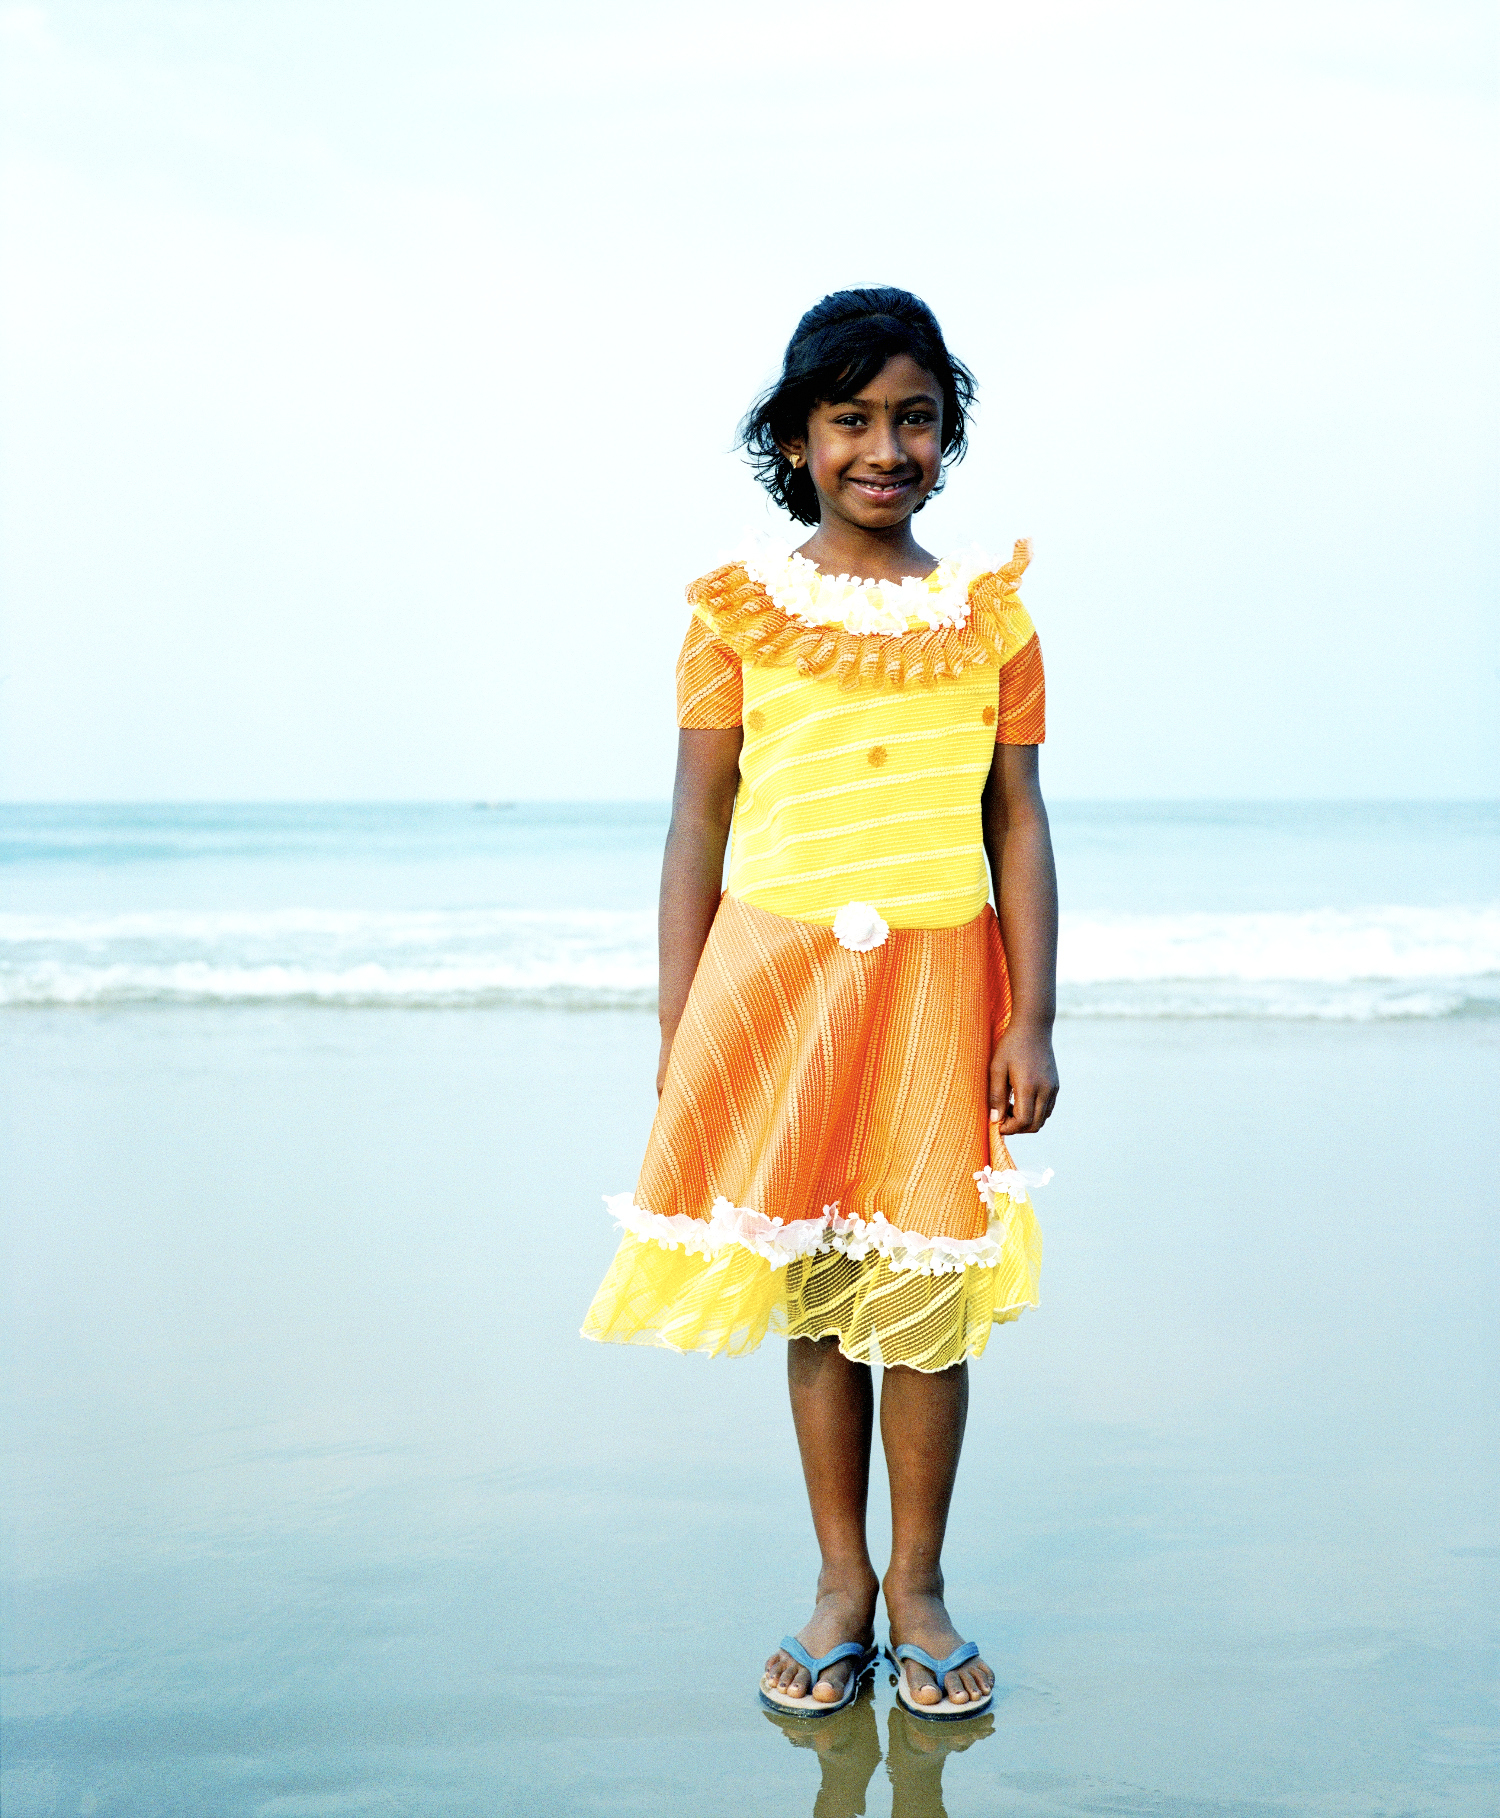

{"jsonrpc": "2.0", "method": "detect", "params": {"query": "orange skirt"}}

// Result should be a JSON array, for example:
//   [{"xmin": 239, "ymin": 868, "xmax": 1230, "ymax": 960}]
[{"xmin": 582, "ymin": 894, "xmax": 1044, "ymax": 1370}]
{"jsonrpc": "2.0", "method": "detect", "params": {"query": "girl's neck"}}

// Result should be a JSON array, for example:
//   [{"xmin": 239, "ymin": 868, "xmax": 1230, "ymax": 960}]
[{"xmin": 793, "ymin": 519, "xmax": 937, "ymax": 583}]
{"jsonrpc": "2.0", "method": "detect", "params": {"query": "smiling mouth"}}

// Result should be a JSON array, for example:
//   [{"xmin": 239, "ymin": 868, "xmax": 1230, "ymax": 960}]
[{"xmin": 850, "ymin": 475, "xmax": 916, "ymax": 498}]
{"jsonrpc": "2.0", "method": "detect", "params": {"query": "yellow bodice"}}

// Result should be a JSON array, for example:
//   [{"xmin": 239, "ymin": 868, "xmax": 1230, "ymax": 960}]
[
  {"xmin": 675, "ymin": 545, "xmax": 1045, "ymax": 932},
  {"xmin": 727, "ymin": 657, "xmax": 1000, "ymax": 927}
]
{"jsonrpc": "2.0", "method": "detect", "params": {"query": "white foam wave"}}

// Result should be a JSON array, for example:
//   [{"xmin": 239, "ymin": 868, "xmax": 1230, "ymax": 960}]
[
  {"xmin": 2, "ymin": 904, "xmax": 1496, "ymax": 1017},
  {"xmin": 1057, "ymin": 906, "xmax": 1500, "ymax": 986},
  {"xmin": 0, "ymin": 907, "xmax": 649, "ymax": 943},
  {"xmin": 4, "ymin": 961, "xmax": 656, "ymax": 1010},
  {"xmin": 0, "ymin": 909, "xmax": 657, "ymax": 1010}
]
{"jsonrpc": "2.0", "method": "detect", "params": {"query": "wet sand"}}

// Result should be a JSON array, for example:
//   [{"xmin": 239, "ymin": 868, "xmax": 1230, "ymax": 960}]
[{"xmin": 3, "ymin": 1007, "xmax": 1497, "ymax": 1815}]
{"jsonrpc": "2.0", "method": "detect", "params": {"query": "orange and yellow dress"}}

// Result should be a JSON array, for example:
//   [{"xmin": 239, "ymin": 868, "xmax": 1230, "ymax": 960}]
[{"xmin": 582, "ymin": 541, "xmax": 1050, "ymax": 1371}]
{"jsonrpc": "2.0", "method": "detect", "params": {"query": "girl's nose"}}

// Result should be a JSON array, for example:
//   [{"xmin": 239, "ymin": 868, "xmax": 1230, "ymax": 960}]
[{"xmin": 867, "ymin": 422, "xmax": 903, "ymax": 466}]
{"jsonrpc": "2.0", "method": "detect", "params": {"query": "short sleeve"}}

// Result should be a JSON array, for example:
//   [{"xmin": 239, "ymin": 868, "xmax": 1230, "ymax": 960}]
[
  {"xmin": 676, "ymin": 612, "xmax": 743, "ymax": 728},
  {"xmin": 995, "ymin": 628, "xmax": 1045, "ymax": 744}
]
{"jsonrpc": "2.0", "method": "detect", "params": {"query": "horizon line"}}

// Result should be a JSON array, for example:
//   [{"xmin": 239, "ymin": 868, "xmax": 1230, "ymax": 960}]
[{"xmin": 3, "ymin": 796, "xmax": 1498, "ymax": 811}]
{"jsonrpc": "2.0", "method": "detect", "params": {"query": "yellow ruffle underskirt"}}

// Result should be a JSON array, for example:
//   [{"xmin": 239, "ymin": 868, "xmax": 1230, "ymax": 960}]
[{"xmin": 581, "ymin": 1204, "xmax": 1041, "ymax": 1373}]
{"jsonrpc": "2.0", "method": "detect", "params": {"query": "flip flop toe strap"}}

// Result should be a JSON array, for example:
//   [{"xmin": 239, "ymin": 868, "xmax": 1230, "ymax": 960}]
[
  {"xmin": 894, "ymin": 1640, "xmax": 980, "ymax": 1681},
  {"xmin": 778, "ymin": 1637, "xmax": 871, "ymax": 1681}
]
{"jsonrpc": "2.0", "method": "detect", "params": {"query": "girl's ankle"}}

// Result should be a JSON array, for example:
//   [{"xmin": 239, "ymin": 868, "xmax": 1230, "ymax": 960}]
[
  {"xmin": 817, "ymin": 1564, "xmax": 880, "ymax": 1601},
  {"xmin": 882, "ymin": 1567, "xmax": 945, "ymax": 1604}
]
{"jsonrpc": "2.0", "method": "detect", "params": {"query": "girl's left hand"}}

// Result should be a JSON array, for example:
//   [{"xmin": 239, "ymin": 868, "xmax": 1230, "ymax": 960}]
[{"xmin": 989, "ymin": 1024, "xmax": 1059, "ymax": 1135}]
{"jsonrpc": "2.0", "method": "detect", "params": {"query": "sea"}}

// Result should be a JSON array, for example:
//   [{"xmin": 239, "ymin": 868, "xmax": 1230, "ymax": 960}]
[
  {"xmin": 3, "ymin": 801, "xmax": 1497, "ymax": 1818},
  {"xmin": 3, "ymin": 800, "xmax": 1497, "ymax": 1020}
]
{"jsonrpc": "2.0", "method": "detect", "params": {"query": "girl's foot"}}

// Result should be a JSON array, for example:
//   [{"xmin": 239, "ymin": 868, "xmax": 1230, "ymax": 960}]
[
  {"xmin": 763, "ymin": 1579, "xmax": 879, "ymax": 1703},
  {"xmin": 883, "ymin": 1585, "xmax": 994, "ymax": 1707}
]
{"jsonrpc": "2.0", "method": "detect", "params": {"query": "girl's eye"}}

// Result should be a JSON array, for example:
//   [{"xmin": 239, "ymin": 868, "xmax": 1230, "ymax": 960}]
[{"xmin": 902, "ymin": 411, "xmax": 937, "ymax": 425}]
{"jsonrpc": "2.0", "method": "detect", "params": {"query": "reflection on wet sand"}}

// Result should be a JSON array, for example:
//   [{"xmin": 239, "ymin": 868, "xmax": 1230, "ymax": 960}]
[
  {"xmin": 885, "ymin": 1701, "xmax": 994, "ymax": 1818},
  {"xmin": 762, "ymin": 1682, "xmax": 994, "ymax": 1818}
]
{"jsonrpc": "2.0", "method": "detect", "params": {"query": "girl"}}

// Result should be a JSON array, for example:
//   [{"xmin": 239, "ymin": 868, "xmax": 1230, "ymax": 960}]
[{"xmin": 583, "ymin": 287, "xmax": 1059, "ymax": 1723}]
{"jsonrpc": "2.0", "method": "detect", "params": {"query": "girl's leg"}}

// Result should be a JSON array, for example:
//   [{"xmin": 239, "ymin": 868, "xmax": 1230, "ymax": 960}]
[
  {"xmin": 764, "ymin": 1336, "xmax": 881, "ymax": 1701},
  {"xmin": 880, "ymin": 1362, "xmax": 995, "ymax": 1707}
]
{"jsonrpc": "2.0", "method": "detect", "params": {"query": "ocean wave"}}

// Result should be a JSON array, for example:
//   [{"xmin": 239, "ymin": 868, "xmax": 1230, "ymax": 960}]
[
  {"xmin": 0, "ymin": 909, "xmax": 658, "ymax": 1010},
  {"xmin": 1, "ymin": 962, "xmax": 657, "ymax": 1010},
  {"xmin": 1058, "ymin": 980, "xmax": 1500, "ymax": 1021},
  {"xmin": 1055, "ymin": 906, "xmax": 1500, "ymax": 985},
  {"xmin": 2, "ymin": 904, "xmax": 1496, "ymax": 1018}
]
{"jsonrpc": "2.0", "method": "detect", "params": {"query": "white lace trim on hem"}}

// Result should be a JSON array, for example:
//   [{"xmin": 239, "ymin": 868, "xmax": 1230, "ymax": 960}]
[
  {"xmin": 604, "ymin": 1164, "xmax": 1049, "ymax": 1277},
  {"xmin": 975, "ymin": 1163, "xmax": 1054, "ymax": 1212}
]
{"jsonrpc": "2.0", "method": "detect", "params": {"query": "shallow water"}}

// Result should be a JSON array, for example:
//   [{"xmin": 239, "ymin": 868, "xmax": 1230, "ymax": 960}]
[{"xmin": 4, "ymin": 1004, "xmax": 1497, "ymax": 1815}]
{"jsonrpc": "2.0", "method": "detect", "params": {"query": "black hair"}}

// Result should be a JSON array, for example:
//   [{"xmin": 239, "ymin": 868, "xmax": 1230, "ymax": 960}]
[{"xmin": 738, "ymin": 287, "xmax": 977, "ymax": 526}]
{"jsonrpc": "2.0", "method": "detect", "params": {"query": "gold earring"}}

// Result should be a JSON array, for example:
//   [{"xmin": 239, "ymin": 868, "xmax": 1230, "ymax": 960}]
[{"xmin": 790, "ymin": 453, "xmax": 802, "ymax": 469}]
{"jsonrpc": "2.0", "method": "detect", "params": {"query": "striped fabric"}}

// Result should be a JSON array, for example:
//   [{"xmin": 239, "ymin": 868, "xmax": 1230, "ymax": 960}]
[
  {"xmin": 581, "ymin": 893, "xmax": 1041, "ymax": 1370},
  {"xmin": 675, "ymin": 564, "xmax": 1045, "ymax": 928},
  {"xmin": 995, "ymin": 630, "xmax": 1045, "ymax": 744},
  {"xmin": 676, "ymin": 614, "xmax": 743, "ymax": 728}
]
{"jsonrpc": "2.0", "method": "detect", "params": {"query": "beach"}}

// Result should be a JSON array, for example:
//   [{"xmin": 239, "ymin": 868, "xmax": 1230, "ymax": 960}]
[{"xmin": 3, "ymin": 805, "xmax": 1498, "ymax": 1815}]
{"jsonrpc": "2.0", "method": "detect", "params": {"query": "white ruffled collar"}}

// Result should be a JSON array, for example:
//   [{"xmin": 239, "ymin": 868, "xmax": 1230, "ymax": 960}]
[{"xmin": 741, "ymin": 539, "xmax": 992, "ymax": 637}]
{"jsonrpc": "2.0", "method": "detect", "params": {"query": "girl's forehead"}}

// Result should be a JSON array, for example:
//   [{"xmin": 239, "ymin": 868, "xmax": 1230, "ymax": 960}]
[{"xmin": 823, "ymin": 354, "xmax": 942, "ymax": 407}]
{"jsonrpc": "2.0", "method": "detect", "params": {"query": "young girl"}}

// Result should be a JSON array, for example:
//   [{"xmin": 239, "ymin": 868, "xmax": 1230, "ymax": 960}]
[{"xmin": 583, "ymin": 287, "xmax": 1059, "ymax": 1723}]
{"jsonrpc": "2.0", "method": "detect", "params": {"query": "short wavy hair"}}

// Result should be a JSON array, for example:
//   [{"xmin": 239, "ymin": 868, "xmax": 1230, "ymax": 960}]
[{"xmin": 738, "ymin": 288, "xmax": 977, "ymax": 526}]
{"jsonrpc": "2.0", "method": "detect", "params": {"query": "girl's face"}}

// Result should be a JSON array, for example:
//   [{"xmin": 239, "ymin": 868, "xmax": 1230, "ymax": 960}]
[{"xmin": 787, "ymin": 353, "xmax": 944, "ymax": 531}]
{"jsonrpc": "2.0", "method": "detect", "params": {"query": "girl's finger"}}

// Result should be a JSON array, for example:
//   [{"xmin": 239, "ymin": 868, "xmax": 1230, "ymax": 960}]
[{"xmin": 995, "ymin": 1086, "xmax": 1027, "ymax": 1134}]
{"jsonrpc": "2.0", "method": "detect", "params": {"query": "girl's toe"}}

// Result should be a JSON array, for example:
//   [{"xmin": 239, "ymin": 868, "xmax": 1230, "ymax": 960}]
[{"xmin": 945, "ymin": 1676, "xmax": 969, "ymax": 1702}]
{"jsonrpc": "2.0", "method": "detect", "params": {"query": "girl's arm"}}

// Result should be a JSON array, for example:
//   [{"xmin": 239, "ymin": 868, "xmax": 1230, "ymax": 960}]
[
  {"xmin": 657, "ymin": 726, "xmax": 743, "ymax": 1095},
  {"xmin": 981, "ymin": 743, "xmax": 1060, "ymax": 1135}
]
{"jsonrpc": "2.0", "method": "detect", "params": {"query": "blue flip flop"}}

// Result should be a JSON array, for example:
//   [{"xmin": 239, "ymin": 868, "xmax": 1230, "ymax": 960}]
[
  {"xmin": 886, "ymin": 1641, "xmax": 994, "ymax": 1721},
  {"xmin": 760, "ymin": 1636, "xmax": 878, "ymax": 1717}
]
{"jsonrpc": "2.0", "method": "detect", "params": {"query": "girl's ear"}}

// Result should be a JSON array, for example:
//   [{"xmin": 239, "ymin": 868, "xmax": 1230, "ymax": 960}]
[{"xmin": 778, "ymin": 439, "xmax": 806, "ymax": 470}]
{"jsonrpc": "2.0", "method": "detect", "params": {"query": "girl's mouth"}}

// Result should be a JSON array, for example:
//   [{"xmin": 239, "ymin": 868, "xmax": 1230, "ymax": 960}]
[{"xmin": 848, "ymin": 475, "xmax": 917, "ymax": 504}]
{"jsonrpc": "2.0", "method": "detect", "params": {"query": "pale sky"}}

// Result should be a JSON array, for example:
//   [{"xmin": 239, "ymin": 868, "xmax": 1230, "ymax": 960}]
[{"xmin": 1, "ymin": 0, "xmax": 1495, "ymax": 801}]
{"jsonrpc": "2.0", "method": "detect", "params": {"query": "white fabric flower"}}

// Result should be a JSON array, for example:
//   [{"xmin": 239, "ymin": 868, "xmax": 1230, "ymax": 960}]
[{"xmin": 832, "ymin": 901, "xmax": 890, "ymax": 952}]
